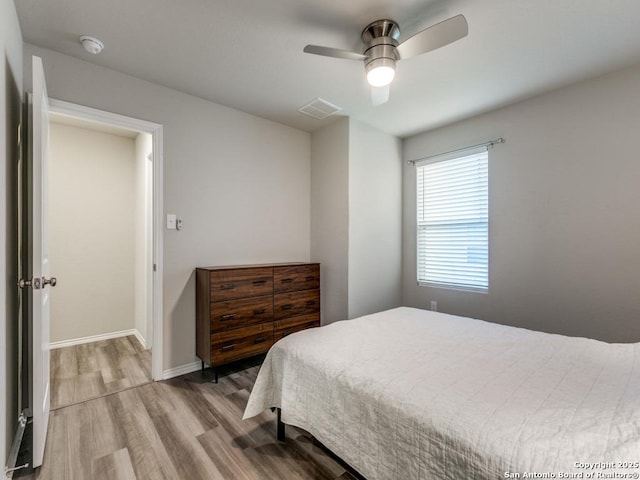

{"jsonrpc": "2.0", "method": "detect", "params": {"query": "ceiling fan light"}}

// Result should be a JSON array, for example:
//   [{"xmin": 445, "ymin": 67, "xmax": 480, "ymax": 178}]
[{"xmin": 366, "ymin": 58, "xmax": 396, "ymax": 87}]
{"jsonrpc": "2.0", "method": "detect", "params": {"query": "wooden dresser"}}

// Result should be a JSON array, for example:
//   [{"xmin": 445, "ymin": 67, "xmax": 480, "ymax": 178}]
[{"xmin": 196, "ymin": 262, "xmax": 320, "ymax": 371}]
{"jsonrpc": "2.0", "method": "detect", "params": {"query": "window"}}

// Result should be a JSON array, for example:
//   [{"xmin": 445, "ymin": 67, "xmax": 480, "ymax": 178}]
[{"xmin": 416, "ymin": 148, "xmax": 488, "ymax": 291}]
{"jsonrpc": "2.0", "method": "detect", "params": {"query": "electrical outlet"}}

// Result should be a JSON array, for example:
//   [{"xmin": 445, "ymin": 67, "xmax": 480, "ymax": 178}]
[{"xmin": 430, "ymin": 300, "xmax": 438, "ymax": 311}]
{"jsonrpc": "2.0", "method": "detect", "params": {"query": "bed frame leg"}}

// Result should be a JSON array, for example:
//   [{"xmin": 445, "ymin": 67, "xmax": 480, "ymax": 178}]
[{"xmin": 276, "ymin": 408, "xmax": 285, "ymax": 442}]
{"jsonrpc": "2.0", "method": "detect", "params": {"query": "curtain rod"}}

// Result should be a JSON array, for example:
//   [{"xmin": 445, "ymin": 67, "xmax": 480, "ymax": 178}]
[{"xmin": 407, "ymin": 137, "xmax": 505, "ymax": 165}]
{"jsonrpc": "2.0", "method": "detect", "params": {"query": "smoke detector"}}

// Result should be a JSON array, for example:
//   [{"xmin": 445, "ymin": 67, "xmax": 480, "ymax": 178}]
[{"xmin": 79, "ymin": 35, "xmax": 104, "ymax": 54}]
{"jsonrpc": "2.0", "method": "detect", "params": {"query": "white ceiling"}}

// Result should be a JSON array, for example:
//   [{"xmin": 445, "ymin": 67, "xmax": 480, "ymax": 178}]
[{"xmin": 15, "ymin": 0, "xmax": 640, "ymax": 138}]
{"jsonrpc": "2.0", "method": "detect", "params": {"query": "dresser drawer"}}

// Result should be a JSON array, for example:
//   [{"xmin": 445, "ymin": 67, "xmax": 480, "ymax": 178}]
[
  {"xmin": 274, "ymin": 313, "xmax": 320, "ymax": 341},
  {"xmin": 274, "ymin": 289, "xmax": 320, "ymax": 320},
  {"xmin": 274, "ymin": 264, "xmax": 320, "ymax": 294},
  {"xmin": 210, "ymin": 323, "xmax": 274, "ymax": 367},
  {"xmin": 210, "ymin": 295, "xmax": 273, "ymax": 331},
  {"xmin": 210, "ymin": 267, "xmax": 273, "ymax": 301}
]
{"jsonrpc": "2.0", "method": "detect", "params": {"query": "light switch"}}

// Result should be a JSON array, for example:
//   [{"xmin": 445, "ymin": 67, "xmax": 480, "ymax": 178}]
[{"xmin": 166, "ymin": 214, "xmax": 177, "ymax": 230}]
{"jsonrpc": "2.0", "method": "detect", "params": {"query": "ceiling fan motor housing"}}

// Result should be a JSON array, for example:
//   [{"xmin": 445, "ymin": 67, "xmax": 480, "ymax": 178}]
[
  {"xmin": 362, "ymin": 19, "xmax": 400, "ymax": 75},
  {"xmin": 361, "ymin": 19, "xmax": 400, "ymax": 43}
]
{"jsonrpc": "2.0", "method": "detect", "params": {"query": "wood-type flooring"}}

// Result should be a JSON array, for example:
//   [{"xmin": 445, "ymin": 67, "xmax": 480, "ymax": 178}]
[
  {"xmin": 23, "ymin": 356, "xmax": 362, "ymax": 480},
  {"xmin": 50, "ymin": 335, "xmax": 152, "ymax": 410}
]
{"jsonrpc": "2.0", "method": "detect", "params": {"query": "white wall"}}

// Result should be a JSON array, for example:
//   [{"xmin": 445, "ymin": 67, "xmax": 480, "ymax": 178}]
[
  {"xmin": 1, "ymin": 0, "xmax": 23, "ymax": 467},
  {"xmin": 134, "ymin": 132, "xmax": 152, "ymax": 348},
  {"xmin": 348, "ymin": 119, "xmax": 402, "ymax": 318},
  {"xmin": 49, "ymin": 121, "xmax": 136, "ymax": 343},
  {"xmin": 403, "ymin": 62, "xmax": 640, "ymax": 343},
  {"xmin": 23, "ymin": 44, "xmax": 311, "ymax": 370},
  {"xmin": 310, "ymin": 118, "xmax": 402, "ymax": 323},
  {"xmin": 310, "ymin": 118, "xmax": 350, "ymax": 324}
]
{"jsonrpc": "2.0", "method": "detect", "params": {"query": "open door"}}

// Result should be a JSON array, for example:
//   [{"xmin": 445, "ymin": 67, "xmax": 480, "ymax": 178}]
[{"xmin": 29, "ymin": 55, "xmax": 55, "ymax": 468}]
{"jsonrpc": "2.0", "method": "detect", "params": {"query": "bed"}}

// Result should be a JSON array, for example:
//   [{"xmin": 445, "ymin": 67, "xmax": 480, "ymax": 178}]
[{"xmin": 243, "ymin": 306, "xmax": 640, "ymax": 480}]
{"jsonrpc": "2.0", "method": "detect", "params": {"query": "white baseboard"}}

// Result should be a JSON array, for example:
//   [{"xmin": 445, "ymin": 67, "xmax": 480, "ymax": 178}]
[
  {"xmin": 49, "ymin": 329, "xmax": 141, "ymax": 349},
  {"xmin": 133, "ymin": 329, "xmax": 147, "ymax": 350},
  {"xmin": 162, "ymin": 360, "xmax": 202, "ymax": 380}
]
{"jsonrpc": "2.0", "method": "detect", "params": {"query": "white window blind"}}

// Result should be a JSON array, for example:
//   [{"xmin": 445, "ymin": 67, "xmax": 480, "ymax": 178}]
[{"xmin": 416, "ymin": 148, "xmax": 488, "ymax": 291}]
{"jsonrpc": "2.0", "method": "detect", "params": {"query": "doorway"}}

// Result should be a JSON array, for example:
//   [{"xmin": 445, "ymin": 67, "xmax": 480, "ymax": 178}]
[
  {"xmin": 47, "ymin": 99, "xmax": 164, "ymax": 395},
  {"xmin": 48, "ymin": 114, "xmax": 151, "ymax": 408}
]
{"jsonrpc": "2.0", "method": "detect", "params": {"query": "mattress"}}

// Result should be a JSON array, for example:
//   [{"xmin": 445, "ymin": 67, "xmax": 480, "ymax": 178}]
[{"xmin": 244, "ymin": 307, "xmax": 640, "ymax": 480}]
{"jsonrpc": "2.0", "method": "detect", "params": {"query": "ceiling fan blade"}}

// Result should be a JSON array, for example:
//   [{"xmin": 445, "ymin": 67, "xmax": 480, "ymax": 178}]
[
  {"xmin": 303, "ymin": 44, "xmax": 367, "ymax": 61},
  {"xmin": 396, "ymin": 14, "xmax": 468, "ymax": 60},
  {"xmin": 371, "ymin": 85, "xmax": 390, "ymax": 106}
]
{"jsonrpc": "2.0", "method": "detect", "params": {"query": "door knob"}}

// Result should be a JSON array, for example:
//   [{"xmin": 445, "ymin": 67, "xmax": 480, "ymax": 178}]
[
  {"xmin": 18, "ymin": 277, "xmax": 56, "ymax": 289},
  {"xmin": 17, "ymin": 277, "xmax": 41, "ymax": 289}
]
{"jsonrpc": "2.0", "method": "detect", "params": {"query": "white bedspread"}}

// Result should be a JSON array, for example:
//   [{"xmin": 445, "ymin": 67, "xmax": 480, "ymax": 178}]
[{"xmin": 244, "ymin": 307, "xmax": 640, "ymax": 480}]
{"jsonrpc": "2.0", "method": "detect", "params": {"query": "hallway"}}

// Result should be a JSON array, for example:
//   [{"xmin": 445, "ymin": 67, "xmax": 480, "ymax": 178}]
[{"xmin": 50, "ymin": 336, "xmax": 151, "ymax": 410}]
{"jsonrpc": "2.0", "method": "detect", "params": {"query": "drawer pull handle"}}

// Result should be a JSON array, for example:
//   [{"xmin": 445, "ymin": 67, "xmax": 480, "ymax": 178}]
[
  {"xmin": 253, "ymin": 308, "xmax": 266, "ymax": 315},
  {"xmin": 281, "ymin": 278, "xmax": 293, "ymax": 283},
  {"xmin": 305, "ymin": 276, "xmax": 316, "ymax": 281},
  {"xmin": 306, "ymin": 300, "xmax": 316, "ymax": 306},
  {"xmin": 253, "ymin": 280, "xmax": 267, "ymax": 285},
  {"xmin": 281, "ymin": 304, "xmax": 293, "ymax": 310},
  {"xmin": 253, "ymin": 336, "xmax": 267, "ymax": 344},
  {"xmin": 221, "ymin": 344, "xmax": 236, "ymax": 352},
  {"xmin": 220, "ymin": 283, "xmax": 235, "ymax": 290},
  {"xmin": 220, "ymin": 314, "xmax": 236, "ymax": 321}
]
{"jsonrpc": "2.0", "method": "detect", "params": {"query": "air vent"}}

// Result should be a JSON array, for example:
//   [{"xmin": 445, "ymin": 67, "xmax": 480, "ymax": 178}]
[{"xmin": 298, "ymin": 98, "xmax": 342, "ymax": 120}]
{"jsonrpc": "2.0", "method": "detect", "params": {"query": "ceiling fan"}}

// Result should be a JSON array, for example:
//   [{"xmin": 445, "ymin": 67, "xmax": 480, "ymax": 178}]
[{"xmin": 303, "ymin": 14, "xmax": 468, "ymax": 106}]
